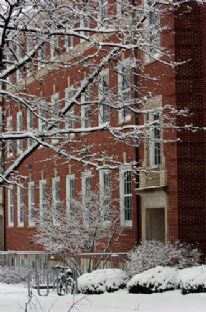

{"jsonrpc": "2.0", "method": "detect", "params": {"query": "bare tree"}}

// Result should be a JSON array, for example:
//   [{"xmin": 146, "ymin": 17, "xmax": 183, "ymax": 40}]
[
  {"xmin": 33, "ymin": 187, "xmax": 122, "ymax": 273},
  {"xmin": 0, "ymin": 0, "xmax": 195, "ymax": 184}
]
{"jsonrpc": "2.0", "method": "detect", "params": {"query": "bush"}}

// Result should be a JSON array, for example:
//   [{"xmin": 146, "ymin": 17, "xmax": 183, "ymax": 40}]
[
  {"xmin": 0, "ymin": 266, "xmax": 29, "ymax": 284},
  {"xmin": 127, "ymin": 240, "xmax": 201, "ymax": 276},
  {"xmin": 178, "ymin": 265, "xmax": 206, "ymax": 294},
  {"xmin": 127, "ymin": 266, "xmax": 178, "ymax": 294},
  {"xmin": 78, "ymin": 269, "xmax": 128, "ymax": 294}
]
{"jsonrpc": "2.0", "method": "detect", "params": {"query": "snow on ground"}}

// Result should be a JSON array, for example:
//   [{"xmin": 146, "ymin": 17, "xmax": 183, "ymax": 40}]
[{"xmin": 0, "ymin": 282, "xmax": 206, "ymax": 312}]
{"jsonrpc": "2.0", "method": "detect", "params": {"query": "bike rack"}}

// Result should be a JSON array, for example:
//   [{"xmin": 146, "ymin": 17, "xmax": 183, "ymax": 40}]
[{"xmin": 27, "ymin": 268, "xmax": 59, "ymax": 297}]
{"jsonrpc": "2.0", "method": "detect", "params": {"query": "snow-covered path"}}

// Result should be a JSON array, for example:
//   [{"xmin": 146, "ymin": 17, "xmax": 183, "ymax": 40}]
[{"xmin": 0, "ymin": 283, "xmax": 205, "ymax": 312}]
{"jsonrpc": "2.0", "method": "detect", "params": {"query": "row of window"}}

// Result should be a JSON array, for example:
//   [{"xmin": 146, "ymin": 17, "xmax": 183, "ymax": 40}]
[
  {"xmin": 5, "ymin": 62, "xmax": 132, "ymax": 157},
  {"xmin": 6, "ymin": 0, "xmax": 160, "ymax": 85},
  {"xmin": 7, "ymin": 169, "xmax": 133, "ymax": 228}
]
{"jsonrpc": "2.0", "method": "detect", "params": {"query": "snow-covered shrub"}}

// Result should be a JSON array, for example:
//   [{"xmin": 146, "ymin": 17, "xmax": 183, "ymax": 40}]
[
  {"xmin": 127, "ymin": 241, "xmax": 201, "ymax": 276},
  {"xmin": 178, "ymin": 265, "xmax": 206, "ymax": 294},
  {"xmin": 0, "ymin": 266, "xmax": 29, "ymax": 284},
  {"xmin": 78, "ymin": 269, "xmax": 128, "ymax": 294},
  {"xmin": 127, "ymin": 266, "xmax": 178, "ymax": 294}
]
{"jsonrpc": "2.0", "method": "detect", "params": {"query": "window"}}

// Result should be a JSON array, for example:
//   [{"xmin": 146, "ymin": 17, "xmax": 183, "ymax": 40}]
[
  {"xmin": 27, "ymin": 110, "xmax": 34, "ymax": 147},
  {"xmin": 52, "ymin": 177, "xmax": 60, "ymax": 225},
  {"xmin": 16, "ymin": 45, "xmax": 23, "ymax": 81},
  {"xmin": 65, "ymin": 87, "xmax": 76, "ymax": 137},
  {"xmin": 81, "ymin": 85, "xmax": 91, "ymax": 129},
  {"xmin": 27, "ymin": 36, "xmax": 34, "ymax": 75},
  {"xmin": 8, "ymin": 187, "xmax": 14, "ymax": 226},
  {"xmin": 39, "ymin": 180, "xmax": 47, "ymax": 223},
  {"xmin": 38, "ymin": 45, "xmax": 46, "ymax": 69},
  {"xmin": 50, "ymin": 36, "xmax": 58, "ymax": 59},
  {"xmin": 17, "ymin": 185, "xmax": 24, "ymax": 226},
  {"xmin": 99, "ymin": 170, "xmax": 111, "ymax": 221},
  {"xmin": 66, "ymin": 175, "xmax": 75, "ymax": 218},
  {"xmin": 65, "ymin": 33, "xmax": 73, "ymax": 50},
  {"xmin": 17, "ymin": 112, "xmax": 23, "ymax": 154},
  {"xmin": 144, "ymin": 0, "xmax": 161, "ymax": 62},
  {"xmin": 80, "ymin": 0, "xmax": 89, "ymax": 41},
  {"xmin": 98, "ymin": 0, "xmax": 108, "ymax": 24},
  {"xmin": 117, "ymin": 0, "xmax": 128, "ymax": 16},
  {"xmin": 99, "ymin": 69, "xmax": 110, "ymax": 125},
  {"xmin": 120, "ymin": 169, "xmax": 132, "ymax": 226},
  {"xmin": 28, "ymin": 182, "xmax": 35, "ymax": 226},
  {"xmin": 149, "ymin": 113, "xmax": 161, "ymax": 166},
  {"xmin": 118, "ymin": 60, "xmax": 131, "ymax": 123},
  {"xmin": 7, "ymin": 116, "xmax": 13, "ymax": 157},
  {"xmin": 38, "ymin": 99, "xmax": 46, "ymax": 132},
  {"xmin": 51, "ymin": 94, "xmax": 59, "ymax": 144},
  {"xmin": 82, "ymin": 172, "xmax": 91, "ymax": 209}
]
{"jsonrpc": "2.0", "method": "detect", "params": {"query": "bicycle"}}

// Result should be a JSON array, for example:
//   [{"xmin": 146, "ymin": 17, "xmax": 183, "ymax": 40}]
[{"xmin": 54, "ymin": 268, "xmax": 75, "ymax": 295}]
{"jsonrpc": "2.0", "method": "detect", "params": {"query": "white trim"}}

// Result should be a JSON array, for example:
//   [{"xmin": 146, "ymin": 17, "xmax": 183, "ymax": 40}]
[
  {"xmin": 98, "ymin": 69, "xmax": 110, "ymax": 125},
  {"xmin": 65, "ymin": 87, "xmax": 75, "ymax": 138},
  {"xmin": 82, "ymin": 171, "xmax": 92, "ymax": 208},
  {"xmin": 7, "ymin": 116, "xmax": 13, "ymax": 158},
  {"xmin": 17, "ymin": 185, "xmax": 24, "ymax": 227},
  {"xmin": 97, "ymin": 0, "xmax": 109, "ymax": 25},
  {"xmin": 119, "ymin": 167, "xmax": 133, "ymax": 227},
  {"xmin": 52, "ymin": 176, "xmax": 60, "ymax": 225},
  {"xmin": 17, "ymin": 111, "xmax": 23, "ymax": 154},
  {"xmin": 143, "ymin": 0, "xmax": 161, "ymax": 64},
  {"xmin": 118, "ymin": 59, "xmax": 131, "ymax": 124},
  {"xmin": 51, "ymin": 93, "xmax": 59, "ymax": 144},
  {"xmin": 27, "ymin": 110, "xmax": 34, "ymax": 147},
  {"xmin": 8, "ymin": 187, "xmax": 14, "ymax": 227},
  {"xmin": 66, "ymin": 174, "xmax": 75, "ymax": 217},
  {"xmin": 28, "ymin": 182, "xmax": 35, "ymax": 227},
  {"xmin": 99, "ymin": 170, "xmax": 111, "ymax": 223},
  {"xmin": 50, "ymin": 35, "xmax": 58, "ymax": 60},
  {"xmin": 39, "ymin": 180, "xmax": 47, "ymax": 223}
]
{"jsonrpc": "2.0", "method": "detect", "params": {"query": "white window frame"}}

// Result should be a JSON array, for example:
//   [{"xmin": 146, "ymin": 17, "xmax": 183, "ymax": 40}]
[
  {"xmin": 66, "ymin": 174, "xmax": 75, "ymax": 218},
  {"xmin": 38, "ymin": 45, "xmax": 46, "ymax": 69},
  {"xmin": 98, "ymin": 69, "xmax": 110, "ymax": 125},
  {"xmin": 65, "ymin": 31, "xmax": 73, "ymax": 50},
  {"xmin": 144, "ymin": 0, "xmax": 161, "ymax": 63},
  {"xmin": 28, "ymin": 182, "xmax": 35, "ymax": 227},
  {"xmin": 99, "ymin": 170, "xmax": 111, "ymax": 222},
  {"xmin": 98, "ymin": 0, "xmax": 109, "ymax": 25},
  {"xmin": 81, "ymin": 83, "xmax": 91, "ymax": 130},
  {"xmin": 51, "ymin": 93, "xmax": 59, "ymax": 144},
  {"xmin": 8, "ymin": 187, "xmax": 14, "ymax": 227},
  {"xmin": 7, "ymin": 116, "xmax": 13, "ymax": 158},
  {"xmin": 17, "ymin": 111, "xmax": 23, "ymax": 154},
  {"xmin": 39, "ymin": 180, "xmax": 47, "ymax": 224},
  {"xmin": 27, "ymin": 110, "xmax": 34, "ymax": 147},
  {"xmin": 65, "ymin": 87, "xmax": 75, "ymax": 138},
  {"xmin": 17, "ymin": 185, "xmax": 24, "ymax": 227},
  {"xmin": 52, "ymin": 177, "xmax": 61, "ymax": 225},
  {"xmin": 148, "ymin": 113, "xmax": 161, "ymax": 167},
  {"xmin": 80, "ymin": 0, "xmax": 89, "ymax": 42},
  {"xmin": 119, "ymin": 167, "xmax": 133, "ymax": 227},
  {"xmin": 82, "ymin": 171, "xmax": 91, "ymax": 208},
  {"xmin": 50, "ymin": 35, "xmax": 58, "ymax": 60},
  {"xmin": 27, "ymin": 36, "xmax": 34, "ymax": 75},
  {"xmin": 118, "ymin": 59, "xmax": 131, "ymax": 124}
]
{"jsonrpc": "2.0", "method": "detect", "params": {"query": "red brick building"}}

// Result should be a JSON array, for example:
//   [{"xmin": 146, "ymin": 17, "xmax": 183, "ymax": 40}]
[{"xmin": 1, "ymin": 1, "xmax": 206, "ymax": 268}]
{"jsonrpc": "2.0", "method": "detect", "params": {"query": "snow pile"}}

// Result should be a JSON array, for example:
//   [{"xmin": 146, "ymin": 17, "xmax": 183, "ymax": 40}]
[
  {"xmin": 178, "ymin": 265, "xmax": 206, "ymax": 294},
  {"xmin": 0, "ymin": 266, "xmax": 29, "ymax": 284},
  {"xmin": 127, "ymin": 266, "xmax": 178, "ymax": 294},
  {"xmin": 78, "ymin": 269, "xmax": 128, "ymax": 294}
]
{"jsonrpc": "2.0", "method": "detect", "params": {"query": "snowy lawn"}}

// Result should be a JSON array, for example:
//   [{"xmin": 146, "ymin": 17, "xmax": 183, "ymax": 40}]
[{"xmin": 0, "ymin": 282, "xmax": 206, "ymax": 312}]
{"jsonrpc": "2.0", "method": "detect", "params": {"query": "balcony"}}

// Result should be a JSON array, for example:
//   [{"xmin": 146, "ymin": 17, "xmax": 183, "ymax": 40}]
[{"xmin": 137, "ymin": 167, "xmax": 167, "ymax": 191}]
